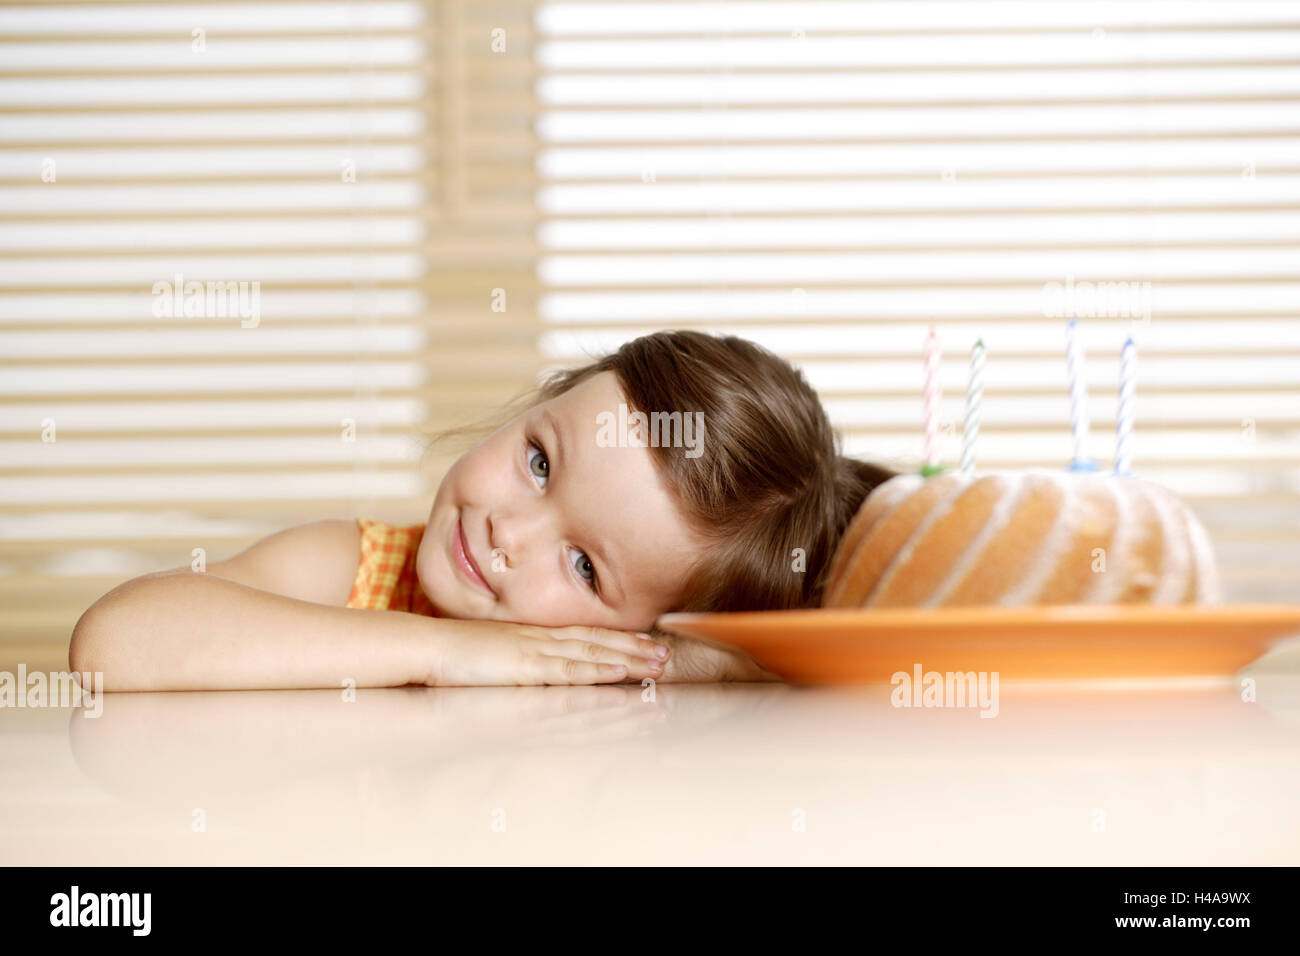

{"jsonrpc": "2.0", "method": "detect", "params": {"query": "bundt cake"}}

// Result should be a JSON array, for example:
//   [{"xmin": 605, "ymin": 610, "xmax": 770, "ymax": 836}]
[{"xmin": 823, "ymin": 471, "xmax": 1222, "ymax": 608}]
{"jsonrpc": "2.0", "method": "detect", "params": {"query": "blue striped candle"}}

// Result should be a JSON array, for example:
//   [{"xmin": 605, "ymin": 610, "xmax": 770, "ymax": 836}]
[{"xmin": 1065, "ymin": 317, "xmax": 1098, "ymax": 473}]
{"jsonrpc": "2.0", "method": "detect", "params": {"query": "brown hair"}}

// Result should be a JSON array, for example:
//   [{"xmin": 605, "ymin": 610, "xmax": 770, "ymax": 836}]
[{"xmin": 424, "ymin": 330, "xmax": 897, "ymax": 612}]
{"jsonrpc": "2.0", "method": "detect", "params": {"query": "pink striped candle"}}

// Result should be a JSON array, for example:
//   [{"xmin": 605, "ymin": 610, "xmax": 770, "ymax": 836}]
[
  {"xmin": 921, "ymin": 326, "xmax": 943, "ymax": 477},
  {"xmin": 961, "ymin": 338, "xmax": 985, "ymax": 478},
  {"xmin": 1114, "ymin": 335, "xmax": 1136, "ymax": 476}
]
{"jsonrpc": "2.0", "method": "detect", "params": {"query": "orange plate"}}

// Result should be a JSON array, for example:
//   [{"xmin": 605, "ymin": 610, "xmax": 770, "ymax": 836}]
[{"xmin": 655, "ymin": 604, "xmax": 1300, "ymax": 684}]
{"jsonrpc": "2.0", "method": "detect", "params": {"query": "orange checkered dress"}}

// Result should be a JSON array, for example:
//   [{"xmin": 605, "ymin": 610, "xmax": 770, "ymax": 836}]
[{"xmin": 346, "ymin": 518, "xmax": 439, "ymax": 617}]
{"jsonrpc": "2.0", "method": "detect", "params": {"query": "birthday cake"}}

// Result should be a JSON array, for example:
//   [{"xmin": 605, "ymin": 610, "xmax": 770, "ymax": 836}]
[{"xmin": 822, "ymin": 470, "xmax": 1223, "ymax": 608}]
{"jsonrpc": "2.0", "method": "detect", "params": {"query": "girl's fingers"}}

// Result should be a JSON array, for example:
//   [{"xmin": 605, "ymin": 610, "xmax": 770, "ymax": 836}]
[
  {"xmin": 533, "ymin": 656, "xmax": 631, "ymax": 685},
  {"xmin": 551, "ymin": 625, "xmax": 671, "ymax": 663},
  {"xmin": 540, "ymin": 638, "xmax": 666, "ymax": 680}
]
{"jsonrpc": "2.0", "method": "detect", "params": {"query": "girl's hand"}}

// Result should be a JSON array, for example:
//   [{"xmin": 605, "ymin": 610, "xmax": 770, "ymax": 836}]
[
  {"xmin": 652, "ymin": 631, "xmax": 780, "ymax": 683},
  {"xmin": 424, "ymin": 618, "xmax": 672, "ymax": 687}
]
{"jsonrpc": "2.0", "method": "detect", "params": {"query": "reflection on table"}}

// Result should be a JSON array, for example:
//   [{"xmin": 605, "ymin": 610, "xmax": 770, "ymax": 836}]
[{"xmin": 3, "ymin": 673, "xmax": 1299, "ymax": 864}]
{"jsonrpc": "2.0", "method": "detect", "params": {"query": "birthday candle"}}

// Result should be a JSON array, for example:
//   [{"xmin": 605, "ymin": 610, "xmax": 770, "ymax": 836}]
[
  {"xmin": 961, "ymin": 338, "xmax": 984, "ymax": 478},
  {"xmin": 1114, "ymin": 335, "xmax": 1136, "ymax": 476},
  {"xmin": 921, "ymin": 326, "xmax": 943, "ymax": 476},
  {"xmin": 1065, "ymin": 317, "xmax": 1097, "ymax": 472}
]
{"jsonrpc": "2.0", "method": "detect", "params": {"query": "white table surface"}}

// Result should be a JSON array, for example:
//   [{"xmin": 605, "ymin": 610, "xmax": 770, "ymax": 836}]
[{"xmin": 3, "ymin": 663, "xmax": 1300, "ymax": 865}]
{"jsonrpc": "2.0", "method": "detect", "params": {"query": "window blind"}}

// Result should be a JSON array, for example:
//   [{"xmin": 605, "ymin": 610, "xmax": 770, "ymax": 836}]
[
  {"xmin": 0, "ymin": 0, "xmax": 544, "ymax": 669},
  {"xmin": 533, "ymin": 0, "xmax": 1300, "ymax": 605},
  {"xmin": 5, "ymin": 1, "xmax": 1298, "ymax": 672}
]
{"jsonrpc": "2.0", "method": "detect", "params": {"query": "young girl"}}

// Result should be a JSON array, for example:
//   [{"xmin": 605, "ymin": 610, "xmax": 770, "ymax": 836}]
[{"xmin": 70, "ymin": 330, "xmax": 896, "ymax": 690}]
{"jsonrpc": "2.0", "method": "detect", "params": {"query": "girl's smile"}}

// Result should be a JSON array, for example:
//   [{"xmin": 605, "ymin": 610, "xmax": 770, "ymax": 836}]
[{"xmin": 451, "ymin": 512, "xmax": 496, "ymax": 597}]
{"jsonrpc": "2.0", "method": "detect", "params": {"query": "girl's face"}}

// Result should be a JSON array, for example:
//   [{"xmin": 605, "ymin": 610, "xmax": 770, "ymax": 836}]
[{"xmin": 416, "ymin": 371, "xmax": 708, "ymax": 631}]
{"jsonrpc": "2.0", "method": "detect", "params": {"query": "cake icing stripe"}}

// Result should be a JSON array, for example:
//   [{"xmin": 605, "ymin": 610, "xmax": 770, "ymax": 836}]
[
  {"xmin": 999, "ymin": 474, "xmax": 1074, "ymax": 605},
  {"xmin": 926, "ymin": 475, "xmax": 1021, "ymax": 606},
  {"xmin": 1182, "ymin": 502, "xmax": 1223, "ymax": 604},
  {"xmin": 1084, "ymin": 477, "xmax": 1131, "ymax": 603},
  {"xmin": 825, "ymin": 473, "xmax": 923, "ymax": 603},
  {"xmin": 1135, "ymin": 480, "xmax": 1192, "ymax": 604},
  {"xmin": 866, "ymin": 475, "xmax": 971, "ymax": 606}
]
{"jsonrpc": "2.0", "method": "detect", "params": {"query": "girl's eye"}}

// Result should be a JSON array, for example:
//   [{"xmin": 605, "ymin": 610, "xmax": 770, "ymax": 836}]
[
  {"xmin": 569, "ymin": 547, "xmax": 599, "ymax": 593},
  {"xmin": 526, "ymin": 437, "xmax": 600, "ymax": 596},
  {"xmin": 526, "ymin": 441, "xmax": 549, "ymax": 485}
]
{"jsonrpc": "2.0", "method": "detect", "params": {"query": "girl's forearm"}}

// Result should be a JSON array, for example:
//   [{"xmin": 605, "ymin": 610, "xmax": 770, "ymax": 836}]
[{"xmin": 70, "ymin": 569, "xmax": 436, "ymax": 692}]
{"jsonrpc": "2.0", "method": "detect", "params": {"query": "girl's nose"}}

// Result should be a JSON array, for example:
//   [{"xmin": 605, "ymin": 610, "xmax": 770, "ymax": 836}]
[
  {"xmin": 485, "ymin": 514, "xmax": 510, "ymax": 571},
  {"xmin": 488, "ymin": 507, "xmax": 551, "ymax": 566}
]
